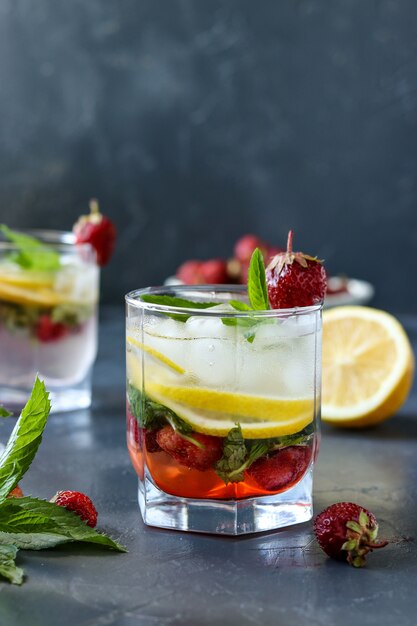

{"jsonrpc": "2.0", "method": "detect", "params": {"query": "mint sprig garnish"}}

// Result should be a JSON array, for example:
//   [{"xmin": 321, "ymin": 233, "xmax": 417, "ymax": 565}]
[
  {"xmin": 0, "ymin": 378, "xmax": 126, "ymax": 585},
  {"xmin": 138, "ymin": 248, "xmax": 270, "ymax": 340},
  {"xmin": 0, "ymin": 408, "xmax": 12, "ymax": 418},
  {"xmin": 0, "ymin": 225, "xmax": 60, "ymax": 272},
  {"xmin": 247, "ymin": 248, "xmax": 269, "ymax": 311}
]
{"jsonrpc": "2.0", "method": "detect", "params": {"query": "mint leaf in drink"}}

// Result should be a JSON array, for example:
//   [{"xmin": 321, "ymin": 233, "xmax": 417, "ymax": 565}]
[
  {"xmin": 127, "ymin": 384, "xmax": 203, "ymax": 448},
  {"xmin": 141, "ymin": 295, "xmax": 218, "ymax": 309},
  {"xmin": 0, "ymin": 545, "xmax": 23, "ymax": 585},
  {"xmin": 229, "ymin": 300, "xmax": 252, "ymax": 312},
  {"xmin": 0, "ymin": 497, "xmax": 126, "ymax": 552},
  {"xmin": 0, "ymin": 377, "xmax": 51, "ymax": 503},
  {"xmin": 247, "ymin": 248, "xmax": 269, "ymax": 311},
  {"xmin": 140, "ymin": 294, "xmax": 218, "ymax": 322},
  {"xmin": 215, "ymin": 425, "xmax": 247, "ymax": 484},
  {"xmin": 0, "ymin": 407, "xmax": 12, "ymax": 418},
  {"xmin": 0, "ymin": 225, "xmax": 60, "ymax": 272}
]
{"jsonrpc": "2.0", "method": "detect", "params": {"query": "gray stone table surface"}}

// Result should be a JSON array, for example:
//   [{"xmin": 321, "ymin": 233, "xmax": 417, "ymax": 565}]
[{"xmin": 0, "ymin": 306, "xmax": 417, "ymax": 626}]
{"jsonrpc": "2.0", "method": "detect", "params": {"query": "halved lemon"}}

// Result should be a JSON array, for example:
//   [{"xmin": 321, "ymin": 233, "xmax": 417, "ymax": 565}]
[
  {"xmin": 322, "ymin": 306, "xmax": 414, "ymax": 427},
  {"xmin": 146, "ymin": 382, "xmax": 314, "ymax": 438}
]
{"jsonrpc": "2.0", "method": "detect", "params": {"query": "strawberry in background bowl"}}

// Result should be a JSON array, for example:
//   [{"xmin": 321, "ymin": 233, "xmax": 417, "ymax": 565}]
[{"xmin": 167, "ymin": 233, "xmax": 374, "ymax": 308}]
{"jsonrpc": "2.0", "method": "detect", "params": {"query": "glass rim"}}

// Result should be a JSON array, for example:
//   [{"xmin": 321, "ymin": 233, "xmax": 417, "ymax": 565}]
[
  {"xmin": 0, "ymin": 229, "xmax": 95, "ymax": 256},
  {"xmin": 125, "ymin": 285, "xmax": 323, "ymax": 318}
]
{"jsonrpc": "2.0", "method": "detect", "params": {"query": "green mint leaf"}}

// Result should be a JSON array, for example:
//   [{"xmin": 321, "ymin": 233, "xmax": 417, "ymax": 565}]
[
  {"xmin": 0, "ymin": 497, "xmax": 126, "ymax": 552},
  {"xmin": 0, "ymin": 377, "xmax": 51, "ymax": 504},
  {"xmin": 247, "ymin": 248, "xmax": 269, "ymax": 311},
  {"xmin": 215, "ymin": 425, "xmax": 247, "ymax": 484},
  {"xmin": 244, "ymin": 442, "xmax": 271, "ymax": 467},
  {"xmin": 51, "ymin": 304, "xmax": 94, "ymax": 327},
  {"xmin": 0, "ymin": 545, "xmax": 24, "ymax": 585},
  {"xmin": 229, "ymin": 300, "xmax": 252, "ymax": 312},
  {"xmin": 127, "ymin": 384, "xmax": 203, "ymax": 447},
  {"xmin": 0, "ymin": 225, "xmax": 60, "ymax": 272},
  {"xmin": 0, "ymin": 407, "xmax": 12, "ymax": 418},
  {"xmin": 141, "ymin": 295, "xmax": 218, "ymax": 309},
  {"xmin": 140, "ymin": 295, "xmax": 218, "ymax": 322}
]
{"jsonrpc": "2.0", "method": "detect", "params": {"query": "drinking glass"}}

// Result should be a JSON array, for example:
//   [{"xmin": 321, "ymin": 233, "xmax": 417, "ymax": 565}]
[
  {"xmin": 0, "ymin": 230, "xmax": 99, "ymax": 412},
  {"xmin": 126, "ymin": 286, "xmax": 322, "ymax": 535}
]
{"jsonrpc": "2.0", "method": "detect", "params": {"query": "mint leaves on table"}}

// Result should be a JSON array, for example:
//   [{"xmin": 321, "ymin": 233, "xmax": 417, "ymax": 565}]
[
  {"xmin": 0, "ymin": 377, "xmax": 51, "ymax": 504},
  {"xmin": 215, "ymin": 424, "xmax": 313, "ymax": 485},
  {"xmin": 0, "ymin": 545, "xmax": 23, "ymax": 585},
  {"xmin": 0, "ymin": 407, "xmax": 12, "ymax": 418},
  {"xmin": 0, "ymin": 225, "xmax": 60, "ymax": 272},
  {"xmin": 0, "ymin": 377, "xmax": 126, "ymax": 585},
  {"xmin": 0, "ymin": 497, "xmax": 125, "ymax": 551}
]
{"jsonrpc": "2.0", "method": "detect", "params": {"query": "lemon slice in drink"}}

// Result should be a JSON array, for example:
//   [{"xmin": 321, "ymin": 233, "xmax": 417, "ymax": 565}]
[
  {"xmin": 146, "ymin": 382, "xmax": 314, "ymax": 438},
  {"xmin": 126, "ymin": 335, "xmax": 185, "ymax": 374},
  {"xmin": 322, "ymin": 306, "xmax": 414, "ymax": 427}
]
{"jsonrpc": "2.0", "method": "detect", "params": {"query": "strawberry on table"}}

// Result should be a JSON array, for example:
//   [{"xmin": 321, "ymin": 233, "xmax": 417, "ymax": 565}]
[
  {"xmin": 51, "ymin": 490, "xmax": 98, "ymax": 528},
  {"xmin": 176, "ymin": 259, "xmax": 229, "ymax": 284},
  {"xmin": 73, "ymin": 199, "xmax": 116, "ymax": 266},
  {"xmin": 314, "ymin": 502, "xmax": 388, "ymax": 567},
  {"xmin": 266, "ymin": 230, "xmax": 327, "ymax": 308}
]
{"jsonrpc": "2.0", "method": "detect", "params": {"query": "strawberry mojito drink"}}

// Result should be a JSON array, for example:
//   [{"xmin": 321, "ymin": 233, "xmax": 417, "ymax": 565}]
[
  {"xmin": 0, "ymin": 228, "xmax": 99, "ymax": 411},
  {"xmin": 126, "ymin": 236, "xmax": 326, "ymax": 534}
]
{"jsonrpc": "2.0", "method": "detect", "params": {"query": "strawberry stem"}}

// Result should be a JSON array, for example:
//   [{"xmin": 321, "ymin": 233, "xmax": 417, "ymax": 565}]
[
  {"xmin": 89, "ymin": 198, "xmax": 100, "ymax": 216},
  {"xmin": 287, "ymin": 230, "xmax": 293, "ymax": 254}
]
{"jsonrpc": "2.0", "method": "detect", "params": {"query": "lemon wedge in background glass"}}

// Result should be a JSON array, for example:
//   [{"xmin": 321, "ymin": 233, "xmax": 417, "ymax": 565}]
[{"xmin": 322, "ymin": 306, "xmax": 414, "ymax": 427}]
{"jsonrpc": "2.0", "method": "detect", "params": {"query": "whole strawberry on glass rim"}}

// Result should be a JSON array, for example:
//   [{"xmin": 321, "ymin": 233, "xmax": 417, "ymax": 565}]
[
  {"xmin": 314, "ymin": 502, "xmax": 388, "ymax": 567},
  {"xmin": 73, "ymin": 198, "xmax": 116, "ymax": 266},
  {"xmin": 266, "ymin": 230, "xmax": 327, "ymax": 309}
]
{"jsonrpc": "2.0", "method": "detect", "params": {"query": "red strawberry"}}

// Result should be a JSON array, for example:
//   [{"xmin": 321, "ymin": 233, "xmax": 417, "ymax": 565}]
[
  {"xmin": 51, "ymin": 490, "xmax": 98, "ymax": 528},
  {"xmin": 36, "ymin": 314, "xmax": 68, "ymax": 342},
  {"xmin": 200, "ymin": 259, "xmax": 229, "ymax": 284},
  {"xmin": 314, "ymin": 502, "xmax": 388, "ymax": 567},
  {"xmin": 176, "ymin": 260, "xmax": 204, "ymax": 284},
  {"xmin": 177, "ymin": 259, "xmax": 229, "ymax": 284},
  {"xmin": 245, "ymin": 445, "xmax": 312, "ymax": 491},
  {"xmin": 234, "ymin": 234, "xmax": 268, "ymax": 263},
  {"xmin": 266, "ymin": 231, "xmax": 327, "ymax": 308},
  {"xmin": 156, "ymin": 425, "xmax": 223, "ymax": 471},
  {"xmin": 73, "ymin": 199, "xmax": 116, "ymax": 266},
  {"xmin": 127, "ymin": 407, "xmax": 140, "ymax": 445},
  {"xmin": 141, "ymin": 428, "xmax": 162, "ymax": 453},
  {"xmin": 8, "ymin": 485, "xmax": 23, "ymax": 498}
]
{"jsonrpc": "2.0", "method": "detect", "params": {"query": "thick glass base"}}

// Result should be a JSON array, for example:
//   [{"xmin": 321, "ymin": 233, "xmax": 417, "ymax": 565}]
[
  {"xmin": 0, "ymin": 372, "xmax": 92, "ymax": 413},
  {"xmin": 138, "ymin": 467, "xmax": 313, "ymax": 535}
]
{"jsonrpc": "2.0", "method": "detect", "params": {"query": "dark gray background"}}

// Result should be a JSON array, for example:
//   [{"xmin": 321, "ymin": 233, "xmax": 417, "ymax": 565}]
[{"xmin": 0, "ymin": 0, "xmax": 416, "ymax": 310}]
